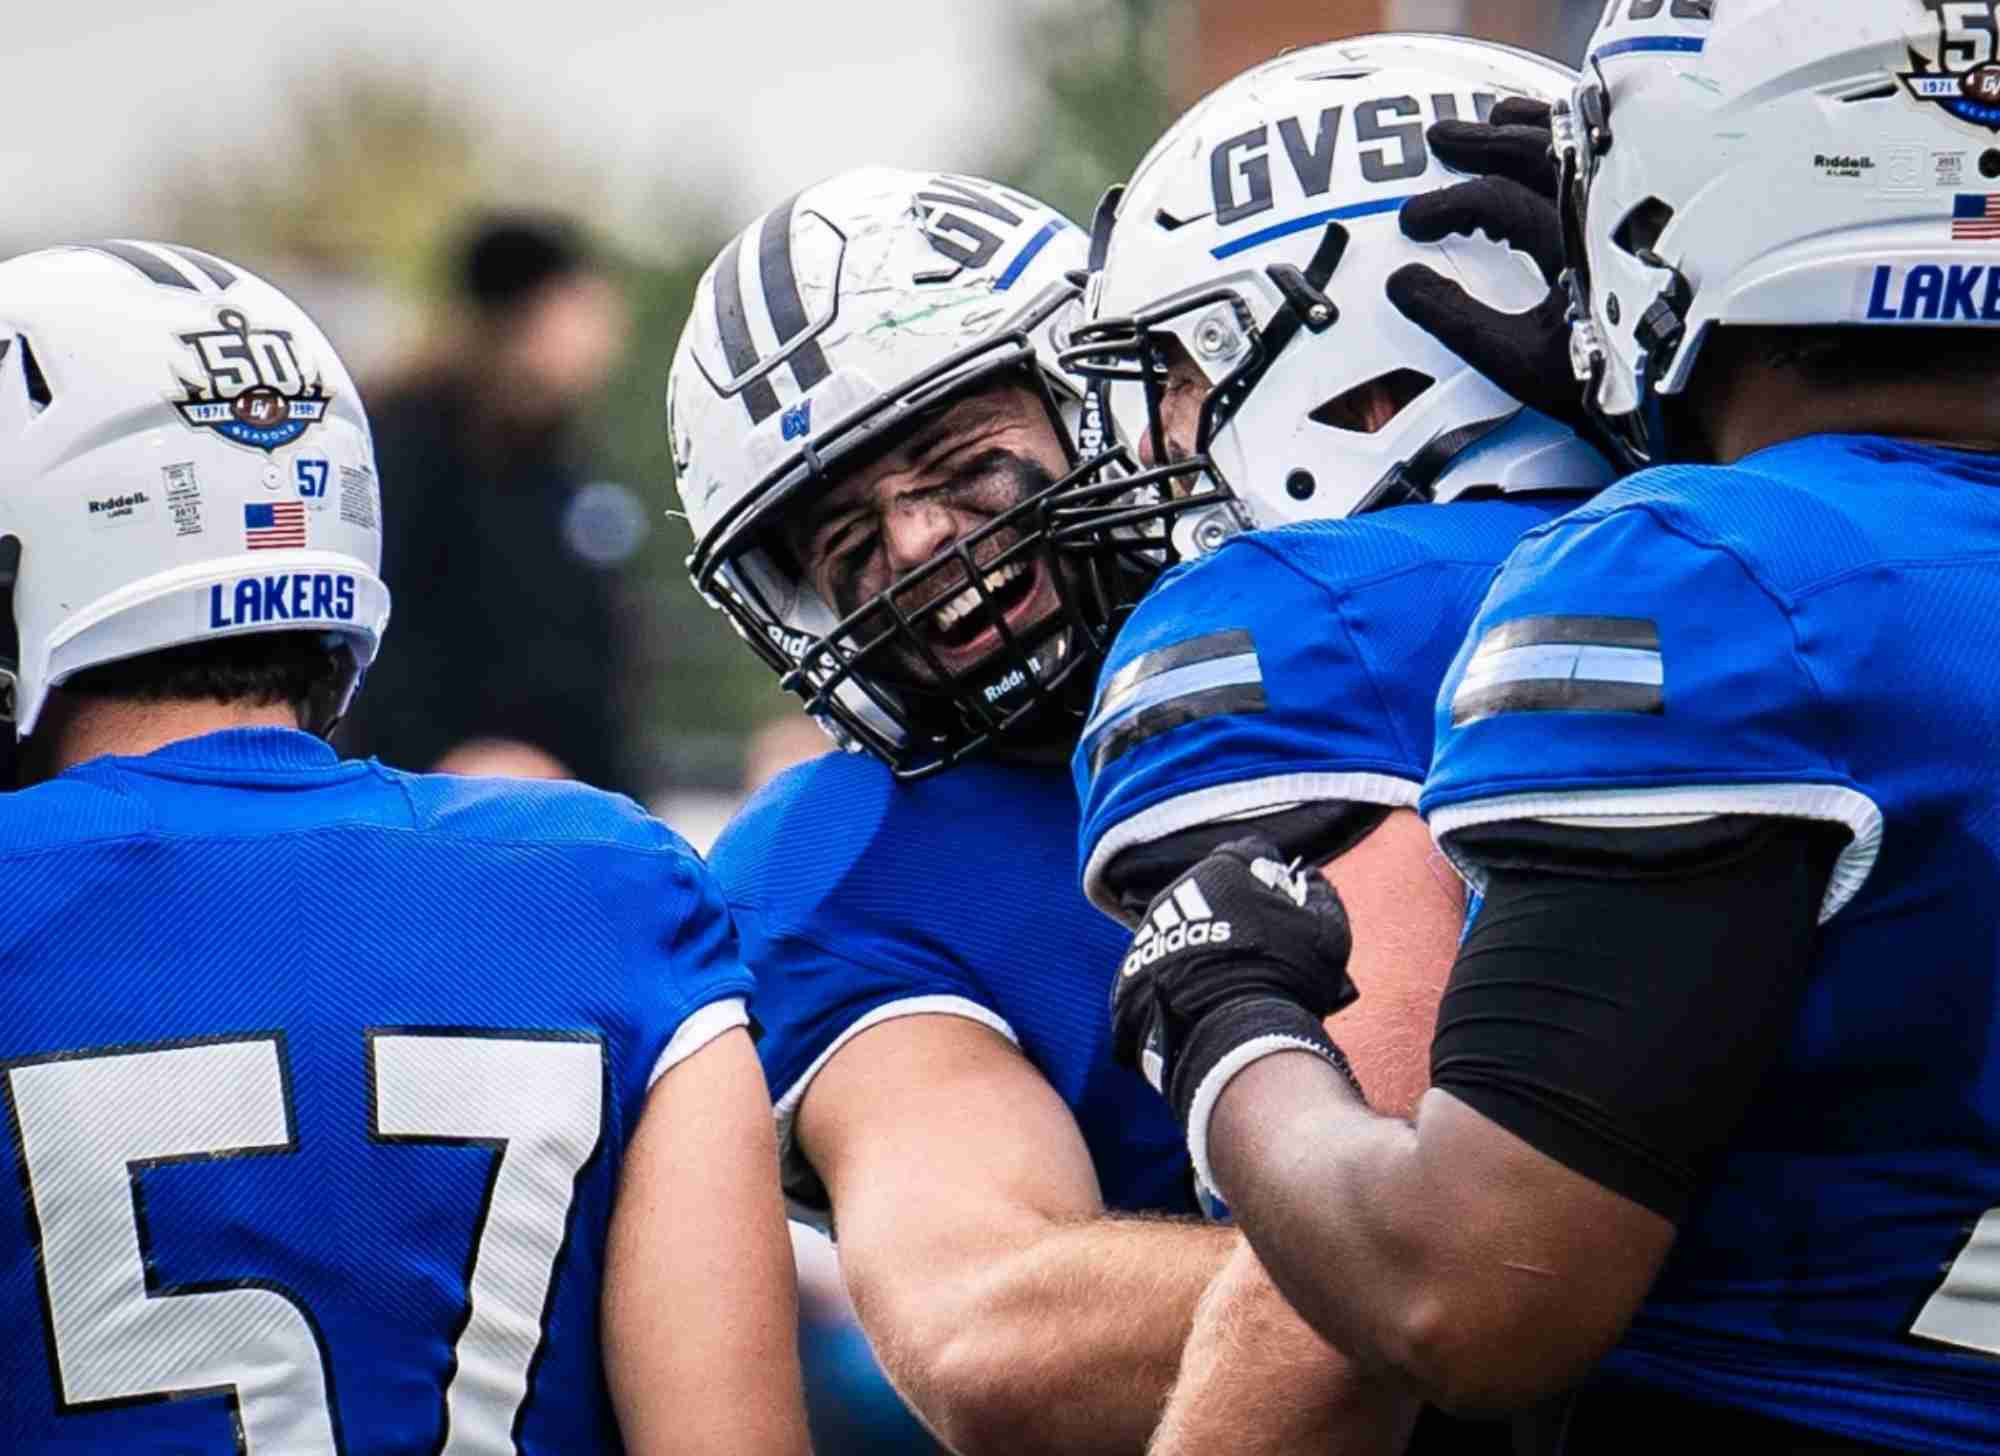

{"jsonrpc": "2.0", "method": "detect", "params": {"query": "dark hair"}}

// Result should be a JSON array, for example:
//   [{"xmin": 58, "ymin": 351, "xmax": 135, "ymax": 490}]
[
  {"xmin": 454, "ymin": 213, "xmax": 591, "ymax": 314},
  {"xmin": 62, "ymin": 632, "xmax": 350, "ymax": 727},
  {"xmin": 1707, "ymin": 324, "xmax": 2000, "ymax": 392}
]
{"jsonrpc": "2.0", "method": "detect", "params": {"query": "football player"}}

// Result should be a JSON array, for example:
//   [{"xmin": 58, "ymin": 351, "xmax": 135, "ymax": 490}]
[
  {"xmin": 669, "ymin": 168, "xmax": 1264, "ymax": 1456},
  {"xmin": 0, "ymin": 244, "xmax": 807, "ymax": 1456},
  {"xmin": 1055, "ymin": 35, "xmax": 1612, "ymax": 1455},
  {"xmin": 1113, "ymin": 3, "xmax": 2000, "ymax": 1451}
]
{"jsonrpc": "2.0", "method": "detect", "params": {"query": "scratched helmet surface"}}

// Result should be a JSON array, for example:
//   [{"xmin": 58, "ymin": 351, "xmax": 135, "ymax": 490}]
[
  {"xmin": 670, "ymin": 167, "xmax": 1144, "ymax": 779},
  {"xmin": 0, "ymin": 242, "xmax": 388, "ymax": 740}
]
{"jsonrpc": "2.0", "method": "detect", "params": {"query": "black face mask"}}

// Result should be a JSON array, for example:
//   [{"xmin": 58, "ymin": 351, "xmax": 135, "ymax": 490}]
[
  {"xmin": 820, "ymin": 450, "xmax": 1060, "ymax": 675},
  {"xmin": 793, "ymin": 441, "xmax": 1120, "ymax": 769},
  {"xmin": 690, "ymin": 314, "xmax": 1156, "ymax": 781}
]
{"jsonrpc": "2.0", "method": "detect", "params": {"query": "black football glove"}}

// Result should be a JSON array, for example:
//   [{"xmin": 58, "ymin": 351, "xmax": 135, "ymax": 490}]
[
  {"xmin": 1385, "ymin": 97, "xmax": 1592, "ymax": 437},
  {"xmin": 1109, "ymin": 836, "xmax": 1360, "ymax": 1135}
]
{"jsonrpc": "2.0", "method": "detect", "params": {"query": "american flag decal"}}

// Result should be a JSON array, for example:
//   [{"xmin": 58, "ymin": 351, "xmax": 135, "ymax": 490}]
[
  {"xmin": 243, "ymin": 501, "xmax": 306, "ymax": 549},
  {"xmin": 1954, "ymin": 194, "xmax": 2000, "ymax": 240}
]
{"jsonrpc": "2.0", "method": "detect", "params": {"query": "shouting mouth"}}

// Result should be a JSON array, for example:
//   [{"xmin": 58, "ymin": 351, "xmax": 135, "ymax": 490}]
[{"xmin": 906, "ymin": 553, "xmax": 1057, "ymax": 676}]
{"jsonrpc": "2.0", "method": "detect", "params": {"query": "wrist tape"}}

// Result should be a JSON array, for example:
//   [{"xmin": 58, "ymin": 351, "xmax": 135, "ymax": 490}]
[{"xmin": 1174, "ymin": 994, "xmax": 1361, "ymax": 1195}]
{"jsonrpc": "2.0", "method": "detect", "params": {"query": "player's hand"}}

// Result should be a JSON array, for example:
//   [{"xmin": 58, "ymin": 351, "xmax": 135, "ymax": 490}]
[
  {"xmin": 1109, "ymin": 837, "xmax": 1358, "ymax": 1125},
  {"xmin": 1385, "ymin": 98, "xmax": 1590, "ymax": 434},
  {"xmin": 1429, "ymin": 97, "xmax": 1564, "ymax": 198}
]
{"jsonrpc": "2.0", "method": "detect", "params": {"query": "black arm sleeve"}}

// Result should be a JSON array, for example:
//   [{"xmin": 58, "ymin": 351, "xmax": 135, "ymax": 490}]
[
  {"xmin": 1100, "ymin": 800, "xmax": 1392, "ymax": 923},
  {"xmin": 1431, "ymin": 815, "xmax": 1845, "ymax": 1222}
]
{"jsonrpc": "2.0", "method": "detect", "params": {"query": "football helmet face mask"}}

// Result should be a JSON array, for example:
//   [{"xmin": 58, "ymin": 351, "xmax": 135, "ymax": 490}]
[
  {"xmin": 0, "ymin": 243, "xmax": 389, "ymax": 741},
  {"xmin": 1054, "ymin": 34, "xmax": 1614, "ymax": 565},
  {"xmin": 1560, "ymin": 0, "xmax": 2000, "ymax": 464},
  {"xmin": 670, "ymin": 168, "xmax": 1142, "ymax": 779}
]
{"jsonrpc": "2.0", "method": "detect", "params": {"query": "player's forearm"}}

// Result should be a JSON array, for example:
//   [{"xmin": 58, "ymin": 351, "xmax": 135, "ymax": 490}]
[
  {"xmin": 858, "ymin": 1213, "xmax": 1234, "ymax": 1456},
  {"xmin": 1151, "ymin": 1239, "xmax": 1419, "ymax": 1456},
  {"xmin": 1207, "ymin": 1052, "xmax": 1621, "ymax": 1412},
  {"xmin": 1205, "ymin": 1052, "xmax": 1489, "ymax": 1408},
  {"xmin": 606, "ymin": 1032, "xmax": 812, "ymax": 1456}
]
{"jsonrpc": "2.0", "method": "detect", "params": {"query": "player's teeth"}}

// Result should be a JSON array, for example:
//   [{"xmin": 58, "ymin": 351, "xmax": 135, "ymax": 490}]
[{"xmin": 932, "ymin": 561, "xmax": 1026, "ymax": 633}]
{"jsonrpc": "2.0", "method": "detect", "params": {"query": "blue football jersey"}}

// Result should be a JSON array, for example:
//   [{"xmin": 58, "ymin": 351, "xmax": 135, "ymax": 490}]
[
  {"xmin": 709, "ymin": 749, "xmax": 1195, "ymax": 1219},
  {"xmin": 0, "ymin": 728, "xmax": 753, "ymax": 1454},
  {"xmin": 1425, "ymin": 435, "xmax": 2000, "ymax": 1453},
  {"xmin": 1074, "ymin": 495, "xmax": 1586, "ymax": 919}
]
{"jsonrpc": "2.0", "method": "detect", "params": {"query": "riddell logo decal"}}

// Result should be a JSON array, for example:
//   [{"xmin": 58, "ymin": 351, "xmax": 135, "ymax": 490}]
[
  {"xmin": 87, "ymin": 490, "xmax": 154, "ymax": 530},
  {"xmin": 765, "ymin": 622, "xmax": 817, "ymax": 659},
  {"xmin": 983, "ymin": 667, "xmax": 1028, "ymax": 703},
  {"xmin": 1122, "ymin": 880, "xmax": 1232, "ymax": 978}
]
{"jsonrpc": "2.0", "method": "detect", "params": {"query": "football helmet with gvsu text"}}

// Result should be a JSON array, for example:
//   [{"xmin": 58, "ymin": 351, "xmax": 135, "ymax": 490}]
[
  {"xmin": 671, "ymin": 167, "xmax": 1141, "ymax": 779},
  {"xmin": 1561, "ymin": 0, "xmax": 2000, "ymax": 461},
  {"xmin": 1057, "ymin": 33, "xmax": 1613, "ymax": 561},
  {"xmin": 0, "ymin": 243, "xmax": 389, "ymax": 739}
]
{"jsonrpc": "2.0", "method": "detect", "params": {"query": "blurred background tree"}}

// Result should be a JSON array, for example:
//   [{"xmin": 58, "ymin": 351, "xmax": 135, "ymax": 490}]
[
  {"xmin": 160, "ymin": 63, "xmax": 494, "ymax": 287},
  {"xmin": 990, "ymin": 0, "xmax": 1189, "ymax": 226}
]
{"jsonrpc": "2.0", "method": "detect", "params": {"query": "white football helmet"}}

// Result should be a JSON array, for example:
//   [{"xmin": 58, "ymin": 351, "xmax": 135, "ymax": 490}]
[
  {"xmin": 670, "ymin": 167, "xmax": 1139, "ymax": 778},
  {"xmin": 1562, "ymin": 0, "xmax": 2000, "ymax": 461},
  {"xmin": 0, "ymin": 243, "xmax": 389, "ymax": 739},
  {"xmin": 1057, "ymin": 33, "xmax": 1614, "ymax": 559}
]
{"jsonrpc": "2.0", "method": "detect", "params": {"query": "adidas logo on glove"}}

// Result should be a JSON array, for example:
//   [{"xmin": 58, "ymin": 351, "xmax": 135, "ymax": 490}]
[
  {"xmin": 1121, "ymin": 879, "xmax": 1232, "ymax": 979},
  {"xmin": 1248, "ymin": 854, "xmax": 1312, "ymax": 907}
]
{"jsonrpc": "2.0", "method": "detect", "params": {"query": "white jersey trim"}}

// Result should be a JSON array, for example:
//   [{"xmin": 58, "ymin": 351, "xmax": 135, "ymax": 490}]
[
  {"xmin": 1185, "ymin": 1033, "xmax": 1340, "ymax": 1195},
  {"xmin": 646, "ymin": 997, "xmax": 752, "ymax": 1090},
  {"xmin": 773, "ymin": 994, "xmax": 1021, "ymax": 1222},
  {"xmin": 1083, "ymin": 771, "xmax": 1422, "ymax": 923},
  {"xmin": 1428, "ymin": 782, "xmax": 1883, "ymax": 923}
]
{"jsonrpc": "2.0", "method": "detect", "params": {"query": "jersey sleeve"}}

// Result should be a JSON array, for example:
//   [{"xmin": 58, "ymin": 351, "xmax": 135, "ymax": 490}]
[
  {"xmin": 1074, "ymin": 535, "xmax": 1429, "ymax": 922},
  {"xmin": 707, "ymin": 766, "xmax": 1022, "ymax": 1217},
  {"xmin": 1422, "ymin": 498, "xmax": 1882, "ymax": 920},
  {"xmin": 596, "ymin": 829, "xmax": 759, "ymax": 1138}
]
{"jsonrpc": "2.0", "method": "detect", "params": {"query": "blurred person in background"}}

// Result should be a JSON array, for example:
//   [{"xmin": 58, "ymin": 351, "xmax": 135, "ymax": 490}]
[
  {"xmin": 341, "ymin": 212, "xmax": 640, "ymax": 791},
  {"xmin": 0, "ymin": 242, "xmax": 806, "ymax": 1456}
]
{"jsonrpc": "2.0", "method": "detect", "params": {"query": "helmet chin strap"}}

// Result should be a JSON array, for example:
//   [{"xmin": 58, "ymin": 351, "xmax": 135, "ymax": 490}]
[
  {"xmin": 1627, "ymin": 251, "xmax": 1695, "ymax": 466},
  {"xmin": 0, "ymin": 535, "xmax": 21, "ymax": 726},
  {"xmin": 1353, "ymin": 408, "xmax": 1524, "ymax": 516}
]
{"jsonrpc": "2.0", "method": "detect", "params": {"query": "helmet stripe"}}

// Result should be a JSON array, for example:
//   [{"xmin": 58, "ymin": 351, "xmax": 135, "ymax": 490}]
[
  {"xmin": 757, "ymin": 192, "xmax": 832, "ymax": 393},
  {"xmin": 993, "ymin": 219, "xmax": 1065, "ymax": 292},
  {"xmin": 160, "ymin": 245, "xmax": 239, "ymax": 292},
  {"xmin": 78, "ymin": 241, "xmax": 199, "ymax": 291},
  {"xmin": 712, "ymin": 231, "xmax": 782, "ymax": 423}
]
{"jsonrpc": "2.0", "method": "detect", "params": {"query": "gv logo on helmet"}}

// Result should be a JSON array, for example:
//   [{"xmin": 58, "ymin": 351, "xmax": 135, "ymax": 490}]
[
  {"xmin": 914, "ymin": 175, "xmax": 1047, "ymax": 272},
  {"xmin": 1208, "ymin": 91, "xmax": 1498, "ymax": 227},
  {"xmin": 175, "ymin": 309, "xmax": 332, "ymax": 454}
]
